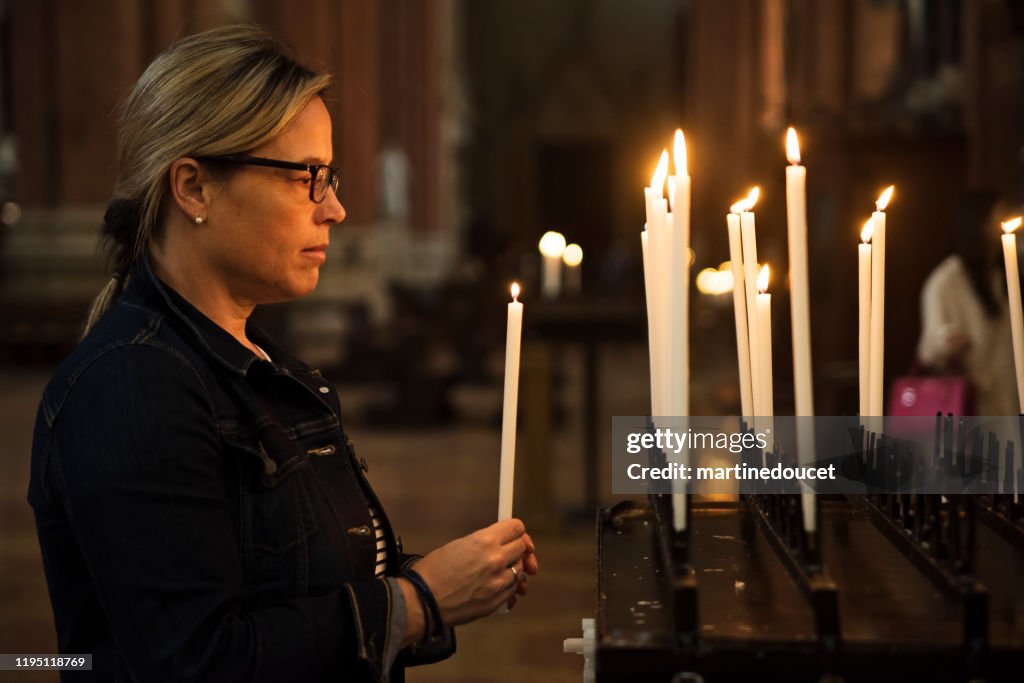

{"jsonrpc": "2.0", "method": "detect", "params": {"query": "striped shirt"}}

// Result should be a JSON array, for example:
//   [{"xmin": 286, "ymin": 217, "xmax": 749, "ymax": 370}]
[{"xmin": 370, "ymin": 505, "xmax": 387, "ymax": 577}]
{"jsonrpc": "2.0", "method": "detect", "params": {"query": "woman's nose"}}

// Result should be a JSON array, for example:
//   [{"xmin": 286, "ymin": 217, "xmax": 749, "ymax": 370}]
[{"xmin": 319, "ymin": 188, "xmax": 346, "ymax": 225}]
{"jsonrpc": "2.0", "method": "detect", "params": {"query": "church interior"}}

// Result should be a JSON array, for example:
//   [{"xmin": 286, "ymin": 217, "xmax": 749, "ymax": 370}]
[{"xmin": 2, "ymin": 1, "xmax": 1024, "ymax": 681}]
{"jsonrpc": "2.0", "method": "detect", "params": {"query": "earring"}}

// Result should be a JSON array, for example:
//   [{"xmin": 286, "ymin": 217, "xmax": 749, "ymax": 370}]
[{"xmin": 195, "ymin": 216, "xmax": 204, "ymax": 225}]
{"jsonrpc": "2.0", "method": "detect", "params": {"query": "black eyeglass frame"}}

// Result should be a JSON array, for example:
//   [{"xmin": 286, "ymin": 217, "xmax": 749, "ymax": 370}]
[{"xmin": 195, "ymin": 154, "xmax": 340, "ymax": 203}]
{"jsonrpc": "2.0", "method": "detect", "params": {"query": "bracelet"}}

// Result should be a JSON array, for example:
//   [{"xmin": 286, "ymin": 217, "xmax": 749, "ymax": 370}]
[{"xmin": 402, "ymin": 568, "xmax": 444, "ymax": 639}]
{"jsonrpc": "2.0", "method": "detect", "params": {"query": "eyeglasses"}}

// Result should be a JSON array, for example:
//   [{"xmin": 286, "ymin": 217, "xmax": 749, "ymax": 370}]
[{"xmin": 196, "ymin": 154, "xmax": 341, "ymax": 203}]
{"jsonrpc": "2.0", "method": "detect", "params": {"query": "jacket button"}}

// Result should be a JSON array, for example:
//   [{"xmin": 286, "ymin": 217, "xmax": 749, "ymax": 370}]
[
  {"xmin": 359, "ymin": 457, "xmax": 369, "ymax": 473},
  {"xmin": 347, "ymin": 525, "xmax": 372, "ymax": 536},
  {"xmin": 318, "ymin": 386, "xmax": 330, "ymax": 394}
]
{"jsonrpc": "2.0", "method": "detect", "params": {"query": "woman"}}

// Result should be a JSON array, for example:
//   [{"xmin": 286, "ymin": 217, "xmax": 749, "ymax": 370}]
[
  {"xmin": 916, "ymin": 188, "xmax": 1017, "ymax": 416},
  {"xmin": 28, "ymin": 25, "xmax": 537, "ymax": 682}
]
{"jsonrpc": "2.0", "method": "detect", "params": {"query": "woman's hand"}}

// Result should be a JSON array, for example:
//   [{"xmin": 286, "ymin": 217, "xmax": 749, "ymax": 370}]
[
  {"xmin": 413, "ymin": 518, "xmax": 537, "ymax": 627},
  {"xmin": 506, "ymin": 530, "xmax": 538, "ymax": 610}
]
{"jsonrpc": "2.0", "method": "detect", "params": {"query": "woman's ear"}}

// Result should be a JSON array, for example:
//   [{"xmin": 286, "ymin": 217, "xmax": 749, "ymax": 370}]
[{"xmin": 167, "ymin": 158, "xmax": 210, "ymax": 224}]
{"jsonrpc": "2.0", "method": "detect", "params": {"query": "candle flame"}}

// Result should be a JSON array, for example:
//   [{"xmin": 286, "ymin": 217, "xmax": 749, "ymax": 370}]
[
  {"xmin": 757, "ymin": 264, "xmax": 770, "ymax": 293},
  {"xmin": 563, "ymin": 243, "xmax": 583, "ymax": 267},
  {"xmin": 729, "ymin": 186, "xmax": 761, "ymax": 213},
  {"xmin": 673, "ymin": 129, "xmax": 687, "ymax": 176},
  {"xmin": 860, "ymin": 218, "xmax": 874, "ymax": 243},
  {"xmin": 1003, "ymin": 217, "xmax": 1022, "ymax": 234},
  {"xmin": 786, "ymin": 127, "xmax": 801, "ymax": 165},
  {"xmin": 746, "ymin": 186, "xmax": 760, "ymax": 209},
  {"xmin": 510, "ymin": 282, "xmax": 520, "ymax": 301},
  {"xmin": 650, "ymin": 150, "xmax": 669, "ymax": 195},
  {"xmin": 876, "ymin": 185, "xmax": 894, "ymax": 211}
]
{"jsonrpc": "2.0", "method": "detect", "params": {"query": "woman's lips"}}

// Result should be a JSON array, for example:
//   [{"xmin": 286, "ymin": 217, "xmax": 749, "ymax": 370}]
[{"xmin": 301, "ymin": 245, "xmax": 328, "ymax": 263}]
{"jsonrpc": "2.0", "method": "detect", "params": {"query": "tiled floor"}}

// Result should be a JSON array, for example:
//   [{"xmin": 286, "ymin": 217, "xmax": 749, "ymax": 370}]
[{"xmin": 0, "ymin": 344, "xmax": 656, "ymax": 682}]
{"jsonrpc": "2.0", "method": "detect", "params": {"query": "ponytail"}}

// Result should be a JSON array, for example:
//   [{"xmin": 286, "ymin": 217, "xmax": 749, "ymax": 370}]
[{"xmin": 81, "ymin": 198, "xmax": 143, "ymax": 337}]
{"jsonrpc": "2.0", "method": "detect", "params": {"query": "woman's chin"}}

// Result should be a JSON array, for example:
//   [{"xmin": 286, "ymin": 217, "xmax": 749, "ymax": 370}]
[{"xmin": 265, "ymin": 271, "xmax": 320, "ymax": 304}]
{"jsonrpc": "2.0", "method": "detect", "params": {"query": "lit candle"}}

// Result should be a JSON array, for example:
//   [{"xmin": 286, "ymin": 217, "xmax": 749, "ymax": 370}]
[
  {"xmin": 538, "ymin": 231, "xmax": 566, "ymax": 299},
  {"xmin": 727, "ymin": 201, "xmax": 754, "ymax": 419},
  {"xmin": 498, "ymin": 283, "xmax": 523, "ymax": 520},
  {"xmin": 785, "ymin": 128, "xmax": 814, "ymax": 419},
  {"xmin": 668, "ymin": 130, "xmax": 691, "ymax": 419},
  {"xmin": 667, "ymin": 131, "xmax": 692, "ymax": 532},
  {"xmin": 562, "ymin": 243, "xmax": 583, "ymax": 294},
  {"xmin": 646, "ymin": 152, "xmax": 671, "ymax": 416},
  {"xmin": 1001, "ymin": 217, "xmax": 1024, "ymax": 412},
  {"xmin": 868, "ymin": 186, "xmax": 894, "ymax": 420},
  {"xmin": 858, "ymin": 219, "xmax": 873, "ymax": 418},
  {"xmin": 784, "ymin": 129, "xmax": 818, "ymax": 533},
  {"xmin": 756, "ymin": 265, "xmax": 774, "ymax": 455},
  {"xmin": 739, "ymin": 187, "xmax": 762, "ymax": 418},
  {"xmin": 647, "ymin": 147, "xmax": 688, "ymax": 532}
]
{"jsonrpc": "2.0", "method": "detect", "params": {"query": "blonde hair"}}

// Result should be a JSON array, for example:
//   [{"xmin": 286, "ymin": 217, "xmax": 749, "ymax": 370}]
[{"xmin": 84, "ymin": 24, "xmax": 331, "ymax": 335}]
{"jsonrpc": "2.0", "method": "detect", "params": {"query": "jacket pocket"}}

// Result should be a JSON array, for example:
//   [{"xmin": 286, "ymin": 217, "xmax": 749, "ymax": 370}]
[{"xmin": 224, "ymin": 431, "xmax": 319, "ymax": 556}]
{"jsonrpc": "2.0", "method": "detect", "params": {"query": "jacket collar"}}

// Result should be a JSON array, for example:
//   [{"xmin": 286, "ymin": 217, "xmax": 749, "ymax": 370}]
[{"xmin": 124, "ymin": 257, "xmax": 305, "ymax": 376}]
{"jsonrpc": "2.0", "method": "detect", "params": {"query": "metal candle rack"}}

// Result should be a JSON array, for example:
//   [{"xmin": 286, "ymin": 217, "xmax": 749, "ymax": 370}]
[{"xmin": 586, "ymin": 415, "xmax": 1024, "ymax": 681}]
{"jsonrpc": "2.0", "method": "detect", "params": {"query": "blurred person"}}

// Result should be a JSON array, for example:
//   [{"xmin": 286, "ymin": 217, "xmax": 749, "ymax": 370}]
[
  {"xmin": 27, "ymin": 25, "xmax": 537, "ymax": 682},
  {"xmin": 916, "ymin": 188, "xmax": 1017, "ymax": 415}
]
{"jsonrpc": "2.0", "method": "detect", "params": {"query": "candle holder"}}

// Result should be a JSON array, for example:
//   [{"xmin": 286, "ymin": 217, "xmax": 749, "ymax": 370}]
[
  {"xmin": 970, "ymin": 414, "xmax": 1024, "ymax": 550},
  {"xmin": 642, "ymin": 417, "xmax": 699, "ymax": 645},
  {"xmin": 588, "ymin": 411, "xmax": 1024, "ymax": 680},
  {"xmin": 738, "ymin": 423, "xmax": 838, "ymax": 658},
  {"xmin": 852, "ymin": 413, "xmax": 991, "ymax": 665},
  {"xmin": 589, "ymin": 411, "xmax": 1024, "ymax": 679}
]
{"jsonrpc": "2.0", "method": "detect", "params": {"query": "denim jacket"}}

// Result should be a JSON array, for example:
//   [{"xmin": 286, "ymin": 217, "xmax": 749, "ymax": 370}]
[{"xmin": 27, "ymin": 257, "xmax": 454, "ymax": 681}]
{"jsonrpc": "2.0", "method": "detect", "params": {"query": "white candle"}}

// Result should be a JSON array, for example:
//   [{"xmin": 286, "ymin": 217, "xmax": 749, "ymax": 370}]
[
  {"xmin": 1001, "ymin": 217, "xmax": 1024, "ymax": 412},
  {"xmin": 727, "ymin": 209, "xmax": 754, "ymax": 418},
  {"xmin": 498, "ymin": 283, "xmax": 523, "ymax": 520},
  {"xmin": 641, "ymin": 230, "xmax": 659, "ymax": 415},
  {"xmin": 739, "ymin": 188, "xmax": 762, "ymax": 418},
  {"xmin": 668, "ymin": 130, "xmax": 691, "ymax": 533},
  {"xmin": 756, "ymin": 265, "xmax": 774, "ymax": 454},
  {"xmin": 668, "ymin": 130, "xmax": 691, "ymax": 418},
  {"xmin": 858, "ymin": 220, "xmax": 873, "ymax": 418},
  {"xmin": 562, "ymin": 243, "xmax": 583, "ymax": 294},
  {"xmin": 785, "ymin": 128, "xmax": 814, "ymax": 419},
  {"xmin": 538, "ymin": 231, "xmax": 566, "ymax": 299},
  {"xmin": 784, "ymin": 129, "xmax": 818, "ymax": 533},
  {"xmin": 868, "ymin": 186, "xmax": 893, "ymax": 421},
  {"xmin": 645, "ymin": 152, "xmax": 671, "ymax": 416}
]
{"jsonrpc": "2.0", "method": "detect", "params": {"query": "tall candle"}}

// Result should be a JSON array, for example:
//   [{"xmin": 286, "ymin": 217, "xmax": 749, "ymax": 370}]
[
  {"xmin": 1001, "ymin": 217, "xmax": 1024, "ymax": 412},
  {"xmin": 498, "ymin": 283, "xmax": 523, "ymax": 520},
  {"xmin": 727, "ymin": 210, "xmax": 754, "ymax": 418},
  {"xmin": 644, "ymin": 149, "xmax": 687, "ymax": 531},
  {"xmin": 668, "ymin": 130, "xmax": 691, "ymax": 418},
  {"xmin": 646, "ymin": 152, "xmax": 671, "ymax": 416},
  {"xmin": 785, "ymin": 128, "xmax": 814, "ymax": 419},
  {"xmin": 667, "ymin": 130, "xmax": 691, "ymax": 532},
  {"xmin": 784, "ymin": 129, "xmax": 818, "ymax": 533},
  {"xmin": 756, "ymin": 265, "xmax": 774, "ymax": 455},
  {"xmin": 868, "ymin": 186, "xmax": 894, "ymax": 420},
  {"xmin": 739, "ymin": 188, "xmax": 762, "ymax": 417},
  {"xmin": 858, "ymin": 219, "xmax": 873, "ymax": 418}
]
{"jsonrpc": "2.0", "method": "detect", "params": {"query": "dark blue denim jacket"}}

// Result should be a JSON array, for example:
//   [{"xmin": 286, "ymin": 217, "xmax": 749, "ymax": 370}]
[{"xmin": 27, "ymin": 257, "xmax": 454, "ymax": 681}]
